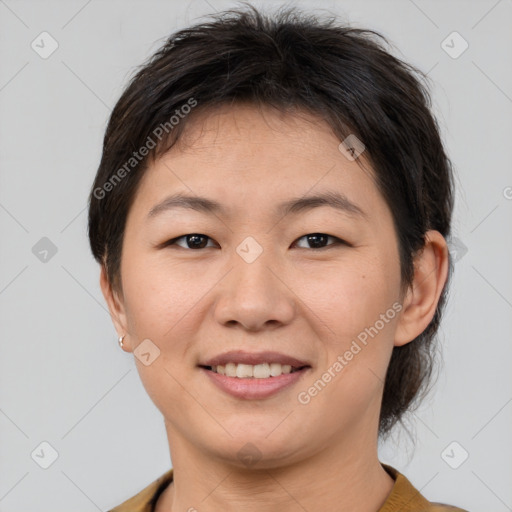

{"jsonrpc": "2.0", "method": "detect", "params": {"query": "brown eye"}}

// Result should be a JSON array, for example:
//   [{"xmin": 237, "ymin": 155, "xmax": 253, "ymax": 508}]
[
  {"xmin": 294, "ymin": 233, "xmax": 346, "ymax": 249},
  {"xmin": 166, "ymin": 234, "xmax": 216, "ymax": 249}
]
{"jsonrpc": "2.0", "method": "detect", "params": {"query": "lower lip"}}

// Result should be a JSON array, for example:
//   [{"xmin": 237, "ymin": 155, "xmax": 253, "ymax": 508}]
[{"xmin": 200, "ymin": 367, "xmax": 310, "ymax": 400}]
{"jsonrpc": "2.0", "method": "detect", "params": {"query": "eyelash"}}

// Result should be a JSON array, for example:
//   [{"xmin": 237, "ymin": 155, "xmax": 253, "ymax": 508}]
[{"xmin": 162, "ymin": 233, "xmax": 349, "ymax": 250}]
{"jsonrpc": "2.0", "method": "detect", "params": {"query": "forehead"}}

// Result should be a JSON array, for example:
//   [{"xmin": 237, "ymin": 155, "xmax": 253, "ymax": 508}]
[
  {"xmin": 129, "ymin": 103, "xmax": 390, "ymax": 227},
  {"xmin": 172, "ymin": 103, "xmax": 366, "ymax": 164}
]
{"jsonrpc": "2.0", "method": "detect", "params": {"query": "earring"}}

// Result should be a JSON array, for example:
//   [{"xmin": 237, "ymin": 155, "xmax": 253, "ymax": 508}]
[{"xmin": 118, "ymin": 334, "xmax": 125, "ymax": 348}]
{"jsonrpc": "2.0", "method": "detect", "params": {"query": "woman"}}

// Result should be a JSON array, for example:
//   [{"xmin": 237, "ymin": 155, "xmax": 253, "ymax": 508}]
[{"xmin": 88, "ymin": 5, "xmax": 468, "ymax": 511}]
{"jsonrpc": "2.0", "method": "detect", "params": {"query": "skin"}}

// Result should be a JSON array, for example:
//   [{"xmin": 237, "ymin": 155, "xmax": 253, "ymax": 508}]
[{"xmin": 100, "ymin": 103, "xmax": 449, "ymax": 512}]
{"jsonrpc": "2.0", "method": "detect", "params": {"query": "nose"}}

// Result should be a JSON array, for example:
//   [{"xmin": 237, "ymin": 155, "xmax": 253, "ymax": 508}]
[{"xmin": 214, "ymin": 249, "xmax": 296, "ymax": 332}]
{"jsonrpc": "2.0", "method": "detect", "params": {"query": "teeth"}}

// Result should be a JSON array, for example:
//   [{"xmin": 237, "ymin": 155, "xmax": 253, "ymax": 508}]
[
  {"xmin": 225, "ymin": 363, "xmax": 237, "ymax": 377},
  {"xmin": 254, "ymin": 363, "xmax": 270, "ymax": 378},
  {"xmin": 270, "ymin": 363, "xmax": 284, "ymax": 377},
  {"xmin": 212, "ymin": 362, "xmax": 297, "ymax": 378},
  {"xmin": 236, "ymin": 364, "xmax": 253, "ymax": 378}
]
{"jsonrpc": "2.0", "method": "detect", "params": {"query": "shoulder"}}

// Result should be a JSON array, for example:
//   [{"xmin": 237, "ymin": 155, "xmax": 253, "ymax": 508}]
[
  {"xmin": 108, "ymin": 469, "xmax": 174, "ymax": 512},
  {"xmin": 380, "ymin": 464, "xmax": 469, "ymax": 512},
  {"xmin": 430, "ymin": 506, "xmax": 469, "ymax": 511}
]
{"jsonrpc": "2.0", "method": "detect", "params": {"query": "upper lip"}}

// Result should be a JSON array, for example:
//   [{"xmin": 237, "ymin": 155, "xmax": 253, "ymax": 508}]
[{"xmin": 200, "ymin": 350, "xmax": 310, "ymax": 369}]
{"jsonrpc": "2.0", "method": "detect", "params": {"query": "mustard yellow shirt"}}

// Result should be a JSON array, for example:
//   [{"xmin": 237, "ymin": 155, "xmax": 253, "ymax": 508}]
[{"xmin": 108, "ymin": 464, "xmax": 468, "ymax": 511}]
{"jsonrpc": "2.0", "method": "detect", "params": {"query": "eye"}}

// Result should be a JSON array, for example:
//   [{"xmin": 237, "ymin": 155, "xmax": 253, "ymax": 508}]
[
  {"xmin": 293, "ymin": 233, "xmax": 347, "ymax": 250},
  {"xmin": 161, "ymin": 232, "xmax": 348, "ymax": 251},
  {"xmin": 164, "ymin": 233, "xmax": 217, "ymax": 250}
]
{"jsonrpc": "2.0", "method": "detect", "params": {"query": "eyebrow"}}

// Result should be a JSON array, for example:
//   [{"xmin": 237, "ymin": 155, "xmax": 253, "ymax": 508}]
[{"xmin": 146, "ymin": 191, "xmax": 367, "ymax": 221}]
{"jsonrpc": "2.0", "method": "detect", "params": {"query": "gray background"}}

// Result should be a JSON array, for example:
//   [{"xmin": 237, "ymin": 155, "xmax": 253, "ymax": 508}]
[{"xmin": 1, "ymin": 0, "xmax": 511, "ymax": 510}]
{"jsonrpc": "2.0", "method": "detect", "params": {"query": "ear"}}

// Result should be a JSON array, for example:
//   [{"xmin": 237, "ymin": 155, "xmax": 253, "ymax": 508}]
[
  {"xmin": 394, "ymin": 230, "xmax": 450, "ymax": 347},
  {"xmin": 99, "ymin": 264, "xmax": 131, "ymax": 352}
]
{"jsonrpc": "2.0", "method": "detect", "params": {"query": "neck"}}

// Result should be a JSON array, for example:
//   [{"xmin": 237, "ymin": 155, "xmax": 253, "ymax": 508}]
[{"xmin": 155, "ymin": 424, "xmax": 394, "ymax": 512}]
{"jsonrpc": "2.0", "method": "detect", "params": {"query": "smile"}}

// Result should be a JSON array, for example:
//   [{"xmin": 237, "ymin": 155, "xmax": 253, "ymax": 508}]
[
  {"xmin": 203, "ymin": 362, "xmax": 306, "ymax": 378},
  {"xmin": 199, "ymin": 365, "xmax": 311, "ymax": 400}
]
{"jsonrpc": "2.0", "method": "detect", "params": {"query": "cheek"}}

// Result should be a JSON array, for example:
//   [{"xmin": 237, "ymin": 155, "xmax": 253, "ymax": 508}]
[
  {"xmin": 295, "ymin": 279, "xmax": 399, "ymax": 433},
  {"xmin": 294, "ymin": 255, "xmax": 400, "ymax": 341},
  {"xmin": 120, "ymin": 256, "xmax": 201, "ymax": 413},
  {"xmin": 293, "ymin": 254, "xmax": 401, "ymax": 408},
  {"xmin": 121, "ymin": 253, "xmax": 206, "ymax": 339}
]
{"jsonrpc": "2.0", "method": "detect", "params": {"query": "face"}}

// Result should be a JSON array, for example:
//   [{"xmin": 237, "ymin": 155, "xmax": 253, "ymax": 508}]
[{"xmin": 103, "ymin": 104, "xmax": 422, "ymax": 468}]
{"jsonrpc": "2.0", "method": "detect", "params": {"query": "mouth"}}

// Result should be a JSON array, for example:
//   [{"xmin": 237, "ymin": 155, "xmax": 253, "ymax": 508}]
[
  {"xmin": 199, "ymin": 350, "xmax": 311, "ymax": 376},
  {"xmin": 199, "ymin": 362, "xmax": 310, "ymax": 378},
  {"xmin": 197, "ymin": 351, "xmax": 312, "ymax": 399},
  {"xmin": 198, "ymin": 363, "xmax": 311, "ymax": 400}
]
